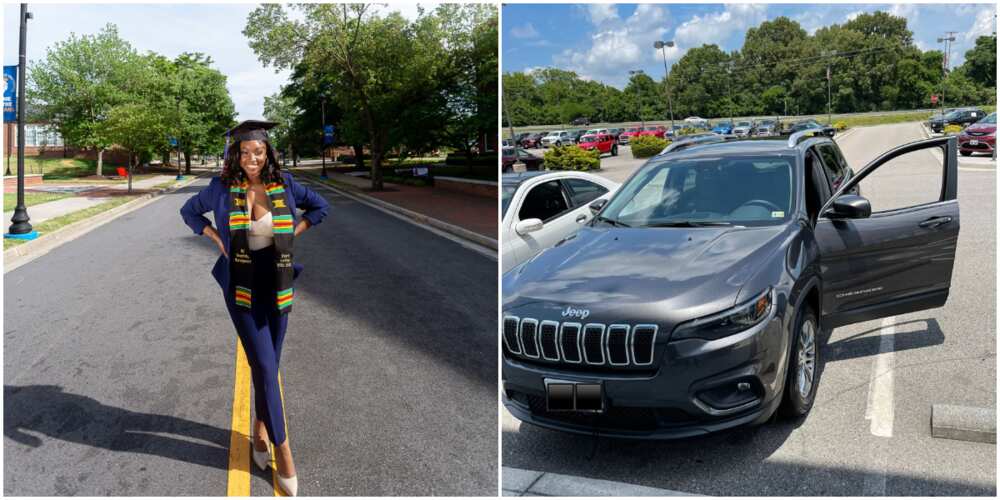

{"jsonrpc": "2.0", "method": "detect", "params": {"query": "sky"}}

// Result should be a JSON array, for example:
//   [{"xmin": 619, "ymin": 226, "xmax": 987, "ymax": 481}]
[
  {"xmin": 503, "ymin": 3, "xmax": 998, "ymax": 88},
  {"xmin": 2, "ymin": 2, "xmax": 436, "ymax": 121}
]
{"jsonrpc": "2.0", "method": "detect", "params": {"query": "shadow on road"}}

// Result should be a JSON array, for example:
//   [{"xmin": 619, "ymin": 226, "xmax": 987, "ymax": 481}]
[
  {"xmin": 826, "ymin": 318, "xmax": 945, "ymax": 363},
  {"xmin": 4, "ymin": 385, "xmax": 230, "ymax": 471}
]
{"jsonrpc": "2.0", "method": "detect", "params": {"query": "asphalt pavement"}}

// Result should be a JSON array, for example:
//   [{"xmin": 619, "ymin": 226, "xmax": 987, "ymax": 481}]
[
  {"xmin": 4, "ymin": 174, "xmax": 498, "ymax": 495},
  {"xmin": 503, "ymin": 122, "xmax": 996, "ymax": 495}
]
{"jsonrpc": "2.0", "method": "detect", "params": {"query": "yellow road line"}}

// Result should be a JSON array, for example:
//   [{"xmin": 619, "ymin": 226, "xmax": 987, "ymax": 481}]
[
  {"xmin": 227, "ymin": 340, "xmax": 252, "ymax": 496},
  {"xmin": 272, "ymin": 371, "xmax": 289, "ymax": 496}
]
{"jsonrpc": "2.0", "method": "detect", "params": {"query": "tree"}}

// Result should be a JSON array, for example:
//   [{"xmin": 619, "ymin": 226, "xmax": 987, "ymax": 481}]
[
  {"xmin": 29, "ymin": 24, "xmax": 141, "ymax": 176},
  {"xmin": 263, "ymin": 91, "xmax": 299, "ymax": 164},
  {"xmin": 961, "ymin": 35, "xmax": 997, "ymax": 88},
  {"xmin": 172, "ymin": 53, "xmax": 235, "ymax": 174}
]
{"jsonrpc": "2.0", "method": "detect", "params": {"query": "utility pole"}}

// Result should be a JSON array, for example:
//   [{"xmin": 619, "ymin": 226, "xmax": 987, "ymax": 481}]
[
  {"xmin": 629, "ymin": 69, "xmax": 645, "ymax": 129},
  {"xmin": 320, "ymin": 95, "xmax": 328, "ymax": 179},
  {"xmin": 822, "ymin": 49, "xmax": 835, "ymax": 125},
  {"xmin": 727, "ymin": 62, "xmax": 734, "ymax": 126},
  {"xmin": 503, "ymin": 91, "xmax": 523, "ymax": 171},
  {"xmin": 6, "ymin": 4, "xmax": 35, "ymax": 240},
  {"xmin": 937, "ymin": 32, "xmax": 957, "ymax": 112},
  {"xmin": 654, "ymin": 40, "xmax": 676, "ymax": 131}
]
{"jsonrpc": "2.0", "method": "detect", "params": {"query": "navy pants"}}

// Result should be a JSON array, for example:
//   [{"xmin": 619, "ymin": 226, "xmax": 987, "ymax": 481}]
[{"xmin": 224, "ymin": 245, "xmax": 289, "ymax": 446}]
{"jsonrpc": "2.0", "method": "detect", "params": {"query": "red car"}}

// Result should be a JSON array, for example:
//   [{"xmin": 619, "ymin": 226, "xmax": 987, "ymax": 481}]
[
  {"xmin": 618, "ymin": 127, "xmax": 641, "ymax": 145},
  {"xmin": 959, "ymin": 112, "xmax": 996, "ymax": 157},
  {"xmin": 638, "ymin": 125, "xmax": 667, "ymax": 139},
  {"xmin": 578, "ymin": 133, "xmax": 618, "ymax": 156}
]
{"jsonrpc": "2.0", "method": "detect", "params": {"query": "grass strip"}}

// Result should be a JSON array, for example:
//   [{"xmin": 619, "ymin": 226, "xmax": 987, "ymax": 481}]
[
  {"xmin": 3, "ymin": 194, "xmax": 140, "ymax": 250},
  {"xmin": 3, "ymin": 191, "xmax": 74, "ymax": 212}
]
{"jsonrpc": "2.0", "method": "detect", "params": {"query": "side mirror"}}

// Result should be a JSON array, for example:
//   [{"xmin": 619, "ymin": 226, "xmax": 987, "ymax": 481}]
[
  {"xmin": 589, "ymin": 198, "xmax": 608, "ymax": 214},
  {"xmin": 515, "ymin": 218, "xmax": 544, "ymax": 236},
  {"xmin": 824, "ymin": 194, "xmax": 871, "ymax": 219}
]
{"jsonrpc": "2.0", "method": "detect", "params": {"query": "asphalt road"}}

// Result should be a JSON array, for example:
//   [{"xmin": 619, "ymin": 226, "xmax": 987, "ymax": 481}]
[
  {"xmin": 4, "ymin": 172, "xmax": 498, "ymax": 495},
  {"xmin": 503, "ymin": 122, "xmax": 996, "ymax": 495}
]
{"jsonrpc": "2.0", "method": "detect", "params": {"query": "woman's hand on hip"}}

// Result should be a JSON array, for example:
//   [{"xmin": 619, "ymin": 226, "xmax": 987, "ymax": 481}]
[
  {"xmin": 203, "ymin": 225, "xmax": 227, "ymax": 257},
  {"xmin": 294, "ymin": 219, "xmax": 311, "ymax": 237}
]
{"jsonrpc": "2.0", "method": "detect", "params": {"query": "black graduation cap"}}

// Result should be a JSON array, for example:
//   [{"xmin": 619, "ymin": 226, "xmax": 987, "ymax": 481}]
[{"xmin": 225, "ymin": 120, "xmax": 277, "ymax": 143}]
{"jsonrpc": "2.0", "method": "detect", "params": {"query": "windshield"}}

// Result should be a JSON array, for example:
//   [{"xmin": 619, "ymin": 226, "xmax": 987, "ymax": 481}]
[
  {"xmin": 597, "ymin": 155, "xmax": 794, "ymax": 228},
  {"xmin": 580, "ymin": 134, "xmax": 598, "ymax": 142},
  {"xmin": 943, "ymin": 111, "xmax": 962, "ymax": 120},
  {"xmin": 978, "ymin": 113, "xmax": 996, "ymax": 124},
  {"xmin": 736, "ymin": 122, "xmax": 751, "ymax": 127},
  {"xmin": 502, "ymin": 185, "xmax": 517, "ymax": 217},
  {"xmin": 627, "ymin": 128, "xmax": 639, "ymax": 132},
  {"xmin": 644, "ymin": 126, "xmax": 658, "ymax": 131},
  {"xmin": 716, "ymin": 122, "xmax": 731, "ymax": 128}
]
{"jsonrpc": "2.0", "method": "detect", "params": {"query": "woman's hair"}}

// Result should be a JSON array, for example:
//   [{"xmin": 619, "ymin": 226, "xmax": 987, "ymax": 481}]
[{"xmin": 221, "ymin": 140, "xmax": 284, "ymax": 186}]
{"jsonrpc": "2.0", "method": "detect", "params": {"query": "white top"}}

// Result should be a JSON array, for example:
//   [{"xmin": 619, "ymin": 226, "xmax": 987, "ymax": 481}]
[{"xmin": 248, "ymin": 211, "xmax": 274, "ymax": 250}]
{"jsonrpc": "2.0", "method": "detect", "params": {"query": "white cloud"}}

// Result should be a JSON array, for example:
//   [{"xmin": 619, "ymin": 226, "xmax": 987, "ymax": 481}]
[
  {"xmin": 673, "ymin": 4, "xmax": 767, "ymax": 49},
  {"xmin": 510, "ymin": 23, "xmax": 539, "ymax": 39},
  {"xmin": 846, "ymin": 10, "xmax": 864, "ymax": 21},
  {"xmin": 553, "ymin": 4, "xmax": 675, "ymax": 86},
  {"xmin": 965, "ymin": 9, "xmax": 994, "ymax": 42},
  {"xmin": 888, "ymin": 4, "xmax": 919, "ymax": 22}
]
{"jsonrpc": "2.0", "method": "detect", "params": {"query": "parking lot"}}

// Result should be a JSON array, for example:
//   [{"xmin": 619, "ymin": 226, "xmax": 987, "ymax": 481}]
[{"xmin": 502, "ymin": 121, "xmax": 996, "ymax": 495}]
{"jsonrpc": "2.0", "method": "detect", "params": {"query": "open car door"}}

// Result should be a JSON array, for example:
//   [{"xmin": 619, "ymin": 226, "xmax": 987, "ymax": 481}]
[{"xmin": 815, "ymin": 136, "xmax": 959, "ymax": 329}]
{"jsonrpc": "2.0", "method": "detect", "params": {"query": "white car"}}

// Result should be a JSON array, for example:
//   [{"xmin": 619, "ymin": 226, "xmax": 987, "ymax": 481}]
[
  {"xmin": 732, "ymin": 120, "xmax": 753, "ymax": 136},
  {"xmin": 502, "ymin": 171, "xmax": 620, "ymax": 274},
  {"xmin": 540, "ymin": 130, "xmax": 572, "ymax": 147}
]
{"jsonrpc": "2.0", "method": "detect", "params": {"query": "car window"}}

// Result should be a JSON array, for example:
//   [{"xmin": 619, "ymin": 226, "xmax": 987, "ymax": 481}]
[
  {"xmin": 815, "ymin": 144, "xmax": 847, "ymax": 192},
  {"xmin": 519, "ymin": 180, "xmax": 570, "ymax": 222},
  {"xmin": 564, "ymin": 178, "xmax": 609, "ymax": 207}
]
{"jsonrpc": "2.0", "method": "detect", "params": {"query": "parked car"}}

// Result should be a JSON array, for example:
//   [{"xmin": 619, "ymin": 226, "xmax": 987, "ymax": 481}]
[
  {"xmin": 502, "ymin": 130, "xmax": 959, "ymax": 439},
  {"xmin": 568, "ymin": 129, "xmax": 589, "ymax": 143},
  {"xmin": 712, "ymin": 121, "xmax": 734, "ymax": 134},
  {"xmin": 608, "ymin": 128, "xmax": 623, "ymax": 142},
  {"xmin": 571, "ymin": 117, "xmax": 591, "ymax": 126},
  {"xmin": 502, "ymin": 146, "xmax": 544, "ymax": 172},
  {"xmin": 513, "ymin": 132, "xmax": 531, "ymax": 145},
  {"xmin": 501, "ymin": 171, "xmax": 619, "ymax": 273},
  {"xmin": 578, "ymin": 133, "xmax": 619, "ymax": 156},
  {"xmin": 732, "ymin": 120, "xmax": 754, "ymax": 137},
  {"xmin": 638, "ymin": 125, "xmax": 667, "ymax": 139},
  {"xmin": 618, "ymin": 127, "xmax": 641, "ymax": 145},
  {"xmin": 521, "ymin": 132, "xmax": 546, "ymax": 149},
  {"xmin": 958, "ymin": 112, "xmax": 996, "ymax": 157},
  {"xmin": 755, "ymin": 119, "xmax": 777, "ymax": 137},
  {"xmin": 930, "ymin": 107, "xmax": 987, "ymax": 133},
  {"xmin": 585, "ymin": 128, "xmax": 610, "ymax": 136},
  {"xmin": 541, "ymin": 130, "xmax": 574, "ymax": 148},
  {"xmin": 786, "ymin": 120, "xmax": 836, "ymax": 137},
  {"xmin": 684, "ymin": 116, "xmax": 709, "ymax": 129}
]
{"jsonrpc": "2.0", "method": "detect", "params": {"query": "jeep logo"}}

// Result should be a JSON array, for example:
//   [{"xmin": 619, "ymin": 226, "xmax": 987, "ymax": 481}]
[{"xmin": 561, "ymin": 306, "xmax": 590, "ymax": 320}]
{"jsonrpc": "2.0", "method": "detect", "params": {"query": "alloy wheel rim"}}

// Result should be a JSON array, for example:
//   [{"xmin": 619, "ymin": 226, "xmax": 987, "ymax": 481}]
[{"xmin": 796, "ymin": 320, "xmax": 816, "ymax": 399}]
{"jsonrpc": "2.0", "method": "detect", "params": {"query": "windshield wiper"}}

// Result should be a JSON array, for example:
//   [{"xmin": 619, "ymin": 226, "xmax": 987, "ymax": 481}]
[
  {"xmin": 646, "ymin": 221, "xmax": 734, "ymax": 227},
  {"xmin": 595, "ymin": 216, "xmax": 630, "ymax": 227}
]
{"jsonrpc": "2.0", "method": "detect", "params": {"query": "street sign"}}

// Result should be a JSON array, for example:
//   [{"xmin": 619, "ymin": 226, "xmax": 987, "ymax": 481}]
[
  {"xmin": 931, "ymin": 94, "xmax": 938, "ymax": 105},
  {"xmin": 169, "ymin": 137, "xmax": 178, "ymax": 147},
  {"xmin": 323, "ymin": 125, "xmax": 335, "ymax": 145},
  {"xmin": 3, "ymin": 65, "xmax": 16, "ymax": 123}
]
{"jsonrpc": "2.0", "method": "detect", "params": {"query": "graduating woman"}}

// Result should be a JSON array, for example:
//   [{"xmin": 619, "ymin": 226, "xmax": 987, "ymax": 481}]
[{"xmin": 180, "ymin": 120, "xmax": 329, "ymax": 496}]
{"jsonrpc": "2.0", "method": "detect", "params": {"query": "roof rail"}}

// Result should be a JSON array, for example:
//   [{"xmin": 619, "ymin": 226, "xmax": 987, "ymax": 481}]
[{"xmin": 787, "ymin": 127, "xmax": 834, "ymax": 147}]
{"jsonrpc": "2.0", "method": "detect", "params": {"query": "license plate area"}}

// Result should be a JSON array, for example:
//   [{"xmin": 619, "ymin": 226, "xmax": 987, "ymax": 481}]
[
  {"xmin": 545, "ymin": 378, "xmax": 604, "ymax": 413},
  {"xmin": 970, "ymin": 139, "xmax": 979, "ymax": 145}
]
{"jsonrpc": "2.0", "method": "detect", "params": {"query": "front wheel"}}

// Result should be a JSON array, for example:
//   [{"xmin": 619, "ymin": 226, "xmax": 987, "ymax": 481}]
[
  {"xmin": 779, "ymin": 306, "xmax": 819, "ymax": 418},
  {"xmin": 960, "ymin": 150, "xmax": 972, "ymax": 157},
  {"xmin": 611, "ymin": 145, "xmax": 618, "ymax": 156}
]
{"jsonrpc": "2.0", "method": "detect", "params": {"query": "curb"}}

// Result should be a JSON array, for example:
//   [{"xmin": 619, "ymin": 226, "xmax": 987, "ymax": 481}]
[
  {"xmin": 502, "ymin": 467, "xmax": 696, "ymax": 497},
  {"xmin": 293, "ymin": 169, "xmax": 498, "ymax": 251},
  {"xmin": 834, "ymin": 127, "xmax": 859, "ymax": 141},
  {"xmin": 4, "ymin": 173, "xmax": 209, "ymax": 273},
  {"xmin": 931, "ymin": 404, "xmax": 996, "ymax": 444}
]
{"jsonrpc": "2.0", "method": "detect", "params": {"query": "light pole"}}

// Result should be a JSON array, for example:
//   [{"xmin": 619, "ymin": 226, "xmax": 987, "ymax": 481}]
[
  {"xmin": 7, "ymin": 4, "xmax": 35, "ymax": 240},
  {"xmin": 822, "ymin": 49, "xmax": 835, "ymax": 125},
  {"xmin": 503, "ymin": 90, "xmax": 523, "ymax": 171},
  {"xmin": 654, "ymin": 40, "xmax": 676, "ymax": 131},
  {"xmin": 937, "ymin": 32, "xmax": 956, "ymax": 112},
  {"xmin": 629, "ymin": 69, "xmax": 645, "ymax": 129},
  {"xmin": 320, "ymin": 95, "xmax": 328, "ymax": 179},
  {"xmin": 727, "ymin": 61, "xmax": 734, "ymax": 126}
]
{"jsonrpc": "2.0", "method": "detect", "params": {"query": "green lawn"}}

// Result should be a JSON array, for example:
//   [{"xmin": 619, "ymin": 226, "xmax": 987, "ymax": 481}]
[
  {"xmin": 3, "ymin": 191, "xmax": 75, "ymax": 212},
  {"xmin": 3, "ymin": 194, "xmax": 140, "ymax": 250},
  {"xmin": 2, "ymin": 156, "xmax": 130, "ymax": 179}
]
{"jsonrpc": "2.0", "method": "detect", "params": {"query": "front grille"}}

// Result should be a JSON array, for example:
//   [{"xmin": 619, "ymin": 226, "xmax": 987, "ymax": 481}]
[{"xmin": 504, "ymin": 316, "xmax": 659, "ymax": 369}]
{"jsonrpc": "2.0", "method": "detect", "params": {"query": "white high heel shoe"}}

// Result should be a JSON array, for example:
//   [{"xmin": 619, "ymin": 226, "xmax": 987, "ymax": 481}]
[
  {"xmin": 252, "ymin": 440, "xmax": 271, "ymax": 472},
  {"xmin": 276, "ymin": 472, "xmax": 298, "ymax": 496}
]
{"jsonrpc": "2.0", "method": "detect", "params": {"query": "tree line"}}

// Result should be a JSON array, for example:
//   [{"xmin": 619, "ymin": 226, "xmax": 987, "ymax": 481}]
[
  {"xmin": 29, "ymin": 25, "xmax": 235, "ymax": 176},
  {"xmin": 503, "ymin": 12, "xmax": 997, "ymax": 127},
  {"xmin": 246, "ymin": 3, "xmax": 497, "ymax": 191}
]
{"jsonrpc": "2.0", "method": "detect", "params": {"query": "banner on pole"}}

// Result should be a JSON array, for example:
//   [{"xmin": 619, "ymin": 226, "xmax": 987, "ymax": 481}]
[
  {"xmin": 3, "ymin": 66, "xmax": 16, "ymax": 123},
  {"xmin": 323, "ymin": 125, "xmax": 335, "ymax": 145}
]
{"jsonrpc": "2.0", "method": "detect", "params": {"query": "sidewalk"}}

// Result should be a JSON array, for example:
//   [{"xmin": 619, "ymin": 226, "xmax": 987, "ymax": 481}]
[
  {"xmin": 4, "ymin": 175, "xmax": 178, "ymax": 224},
  {"xmin": 291, "ymin": 165, "xmax": 497, "ymax": 241},
  {"xmin": 502, "ymin": 467, "xmax": 695, "ymax": 496}
]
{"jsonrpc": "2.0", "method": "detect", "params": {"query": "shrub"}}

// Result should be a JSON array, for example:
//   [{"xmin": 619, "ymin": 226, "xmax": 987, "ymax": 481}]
[
  {"xmin": 543, "ymin": 145, "xmax": 600, "ymax": 171},
  {"xmin": 631, "ymin": 135, "xmax": 670, "ymax": 158},
  {"xmin": 677, "ymin": 127, "xmax": 699, "ymax": 136},
  {"xmin": 943, "ymin": 124, "xmax": 963, "ymax": 135},
  {"xmin": 833, "ymin": 121, "xmax": 848, "ymax": 131}
]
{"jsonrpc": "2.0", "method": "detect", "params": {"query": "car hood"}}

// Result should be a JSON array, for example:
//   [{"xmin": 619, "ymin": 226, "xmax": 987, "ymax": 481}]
[
  {"xmin": 503, "ymin": 224, "xmax": 790, "ymax": 325},
  {"xmin": 579, "ymin": 141, "xmax": 600, "ymax": 147},
  {"xmin": 964, "ymin": 123, "xmax": 996, "ymax": 134}
]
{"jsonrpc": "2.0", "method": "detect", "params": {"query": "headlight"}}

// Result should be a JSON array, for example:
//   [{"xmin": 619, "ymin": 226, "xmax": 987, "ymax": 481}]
[{"xmin": 671, "ymin": 288, "xmax": 773, "ymax": 341}]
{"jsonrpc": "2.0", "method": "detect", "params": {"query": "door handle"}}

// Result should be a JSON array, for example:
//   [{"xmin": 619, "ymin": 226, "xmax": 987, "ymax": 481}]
[
  {"xmin": 576, "ymin": 214, "xmax": 588, "ymax": 223},
  {"xmin": 918, "ymin": 216, "xmax": 952, "ymax": 229}
]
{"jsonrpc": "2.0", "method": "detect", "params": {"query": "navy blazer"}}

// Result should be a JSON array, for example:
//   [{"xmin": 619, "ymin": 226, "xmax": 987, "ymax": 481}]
[{"xmin": 180, "ymin": 171, "xmax": 330, "ymax": 291}]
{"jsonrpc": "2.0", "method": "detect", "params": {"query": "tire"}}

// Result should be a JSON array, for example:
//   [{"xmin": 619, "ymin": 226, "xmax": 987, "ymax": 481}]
[
  {"xmin": 961, "ymin": 150, "xmax": 972, "ymax": 157},
  {"xmin": 779, "ymin": 306, "xmax": 819, "ymax": 418},
  {"xmin": 611, "ymin": 145, "xmax": 618, "ymax": 156}
]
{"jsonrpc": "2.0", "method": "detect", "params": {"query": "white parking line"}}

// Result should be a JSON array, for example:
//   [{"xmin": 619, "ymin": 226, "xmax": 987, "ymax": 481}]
[{"xmin": 865, "ymin": 316, "xmax": 896, "ymax": 437}]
